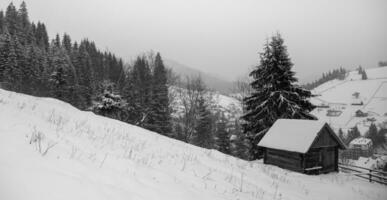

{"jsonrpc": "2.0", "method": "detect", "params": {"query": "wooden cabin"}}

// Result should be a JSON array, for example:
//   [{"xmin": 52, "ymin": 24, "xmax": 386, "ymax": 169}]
[
  {"xmin": 258, "ymin": 119, "xmax": 346, "ymax": 174},
  {"xmin": 355, "ymin": 109, "xmax": 368, "ymax": 117}
]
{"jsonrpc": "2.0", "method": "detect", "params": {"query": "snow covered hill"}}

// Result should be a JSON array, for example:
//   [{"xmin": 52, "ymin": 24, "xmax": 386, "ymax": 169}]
[
  {"xmin": 0, "ymin": 89, "xmax": 386, "ymax": 200},
  {"xmin": 311, "ymin": 67, "xmax": 387, "ymax": 135}
]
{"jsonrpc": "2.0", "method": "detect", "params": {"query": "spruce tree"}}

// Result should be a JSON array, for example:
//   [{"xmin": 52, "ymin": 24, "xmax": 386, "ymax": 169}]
[
  {"xmin": 35, "ymin": 22, "xmax": 49, "ymax": 50},
  {"xmin": 367, "ymin": 123, "xmax": 378, "ymax": 145},
  {"xmin": 0, "ymin": 11, "xmax": 4, "ymax": 34},
  {"xmin": 48, "ymin": 42, "xmax": 77, "ymax": 103},
  {"xmin": 17, "ymin": 1, "xmax": 34, "ymax": 45},
  {"xmin": 123, "ymin": 56, "xmax": 152, "ymax": 127},
  {"xmin": 192, "ymin": 96, "xmax": 213, "ymax": 148},
  {"xmin": 73, "ymin": 43, "xmax": 94, "ymax": 108},
  {"xmin": 361, "ymin": 69, "xmax": 368, "ymax": 80},
  {"xmin": 5, "ymin": 2, "xmax": 19, "ymax": 36},
  {"xmin": 242, "ymin": 33, "xmax": 316, "ymax": 159},
  {"xmin": 346, "ymin": 126, "xmax": 361, "ymax": 144},
  {"xmin": 0, "ymin": 32, "xmax": 20, "ymax": 89},
  {"xmin": 62, "ymin": 33, "xmax": 72, "ymax": 53},
  {"xmin": 214, "ymin": 112, "xmax": 230, "ymax": 154},
  {"xmin": 148, "ymin": 53, "xmax": 172, "ymax": 135}
]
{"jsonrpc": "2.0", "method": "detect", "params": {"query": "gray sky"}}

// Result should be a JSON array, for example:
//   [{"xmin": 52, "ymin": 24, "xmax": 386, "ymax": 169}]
[{"xmin": 1, "ymin": 0, "xmax": 387, "ymax": 83}]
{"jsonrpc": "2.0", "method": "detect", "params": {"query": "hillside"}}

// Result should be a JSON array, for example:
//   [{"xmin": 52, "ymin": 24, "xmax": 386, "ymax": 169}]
[
  {"xmin": 1, "ymin": 89, "xmax": 386, "ymax": 200},
  {"xmin": 311, "ymin": 67, "xmax": 387, "ymax": 135},
  {"xmin": 164, "ymin": 59, "xmax": 234, "ymax": 94}
]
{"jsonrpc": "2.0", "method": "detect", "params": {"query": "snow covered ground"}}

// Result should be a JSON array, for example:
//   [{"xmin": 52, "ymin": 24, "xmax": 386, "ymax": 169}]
[
  {"xmin": 0, "ymin": 88, "xmax": 386, "ymax": 200},
  {"xmin": 311, "ymin": 67, "xmax": 387, "ymax": 136}
]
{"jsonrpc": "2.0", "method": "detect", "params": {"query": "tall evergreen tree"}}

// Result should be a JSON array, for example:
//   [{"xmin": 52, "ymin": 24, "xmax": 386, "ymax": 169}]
[
  {"xmin": 242, "ymin": 33, "xmax": 316, "ymax": 159},
  {"xmin": 192, "ymin": 96, "xmax": 213, "ymax": 148},
  {"xmin": 48, "ymin": 42, "xmax": 77, "ymax": 103},
  {"xmin": 214, "ymin": 112, "xmax": 230, "ymax": 154},
  {"xmin": 62, "ymin": 33, "xmax": 72, "ymax": 53},
  {"xmin": 5, "ymin": 2, "xmax": 19, "ymax": 36},
  {"xmin": 123, "ymin": 56, "xmax": 152, "ymax": 127},
  {"xmin": 2, "ymin": 35, "xmax": 23, "ymax": 91},
  {"xmin": 0, "ymin": 11, "xmax": 4, "ymax": 34},
  {"xmin": 148, "ymin": 53, "xmax": 172, "ymax": 135},
  {"xmin": 73, "ymin": 43, "xmax": 94, "ymax": 108},
  {"xmin": 367, "ymin": 123, "xmax": 378, "ymax": 145},
  {"xmin": 17, "ymin": 1, "xmax": 34, "ymax": 45},
  {"xmin": 35, "ymin": 22, "xmax": 49, "ymax": 50},
  {"xmin": 0, "ymin": 31, "xmax": 20, "ymax": 89},
  {"xmin": 346, "ymin": 126, "xmax": 361, "ymax": 145}
]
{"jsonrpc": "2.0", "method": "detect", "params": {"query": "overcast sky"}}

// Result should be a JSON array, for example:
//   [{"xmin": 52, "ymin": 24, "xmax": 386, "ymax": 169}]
[{"xmin": 1, "ymin": 0, "xmax": 387, "ymax": 83}]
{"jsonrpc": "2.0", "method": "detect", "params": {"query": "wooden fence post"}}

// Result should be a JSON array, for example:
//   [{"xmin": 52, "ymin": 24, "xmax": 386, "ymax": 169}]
[{"xmin": 369, "ymin": 169, "xmax": 372, "ymax": 182}]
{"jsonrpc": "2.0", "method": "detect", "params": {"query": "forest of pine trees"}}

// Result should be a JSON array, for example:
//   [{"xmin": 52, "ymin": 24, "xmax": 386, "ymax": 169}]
[
  {"xmin": 0, "ymin": 2, "xmax": 125, "ymax": 109},
  {"xmin": 303, "ymin": 67, "xmax": 347, "ymax": 90},
  {"xmin": 0, "ymin": 2, "xmax": 251, "ymax": 160}
]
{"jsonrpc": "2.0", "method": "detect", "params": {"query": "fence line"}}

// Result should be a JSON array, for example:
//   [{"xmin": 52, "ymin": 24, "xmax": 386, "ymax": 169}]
[{"xmin": 338, "ymin": 163, "xmax": 387, "ymax": 185}]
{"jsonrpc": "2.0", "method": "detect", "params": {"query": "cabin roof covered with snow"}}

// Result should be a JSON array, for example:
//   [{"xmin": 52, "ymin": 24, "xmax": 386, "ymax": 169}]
[
  {"xmin": 258, "ymin": 119, "xmax": 345, "ymax": 153},
  {"xmin": 350, "ymin": 137, "xmax": 372, "ymax": 146}
]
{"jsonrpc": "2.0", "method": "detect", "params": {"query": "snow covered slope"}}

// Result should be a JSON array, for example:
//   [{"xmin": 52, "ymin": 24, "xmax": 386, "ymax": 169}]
[
  {"xmin": 0, "ymin": 89, "xmax": 386, "ymax": 200},
  {"xmin": 311, "ymin": 67, "xmax": 387, "ymax": 135}
]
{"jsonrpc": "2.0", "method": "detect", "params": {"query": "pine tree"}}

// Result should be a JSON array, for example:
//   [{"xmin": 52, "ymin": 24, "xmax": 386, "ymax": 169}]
[
  {"xmin": 0, "ymin": 32, "xmax": 20, "ymax": 89},
  {"xmin": 73, "ymin": 43, "xmax": 94, "ymax": 108},
  {"xmin": 376, "ymin": 129, "xmax": 387, "ymax": 146},
  {"xmin": 54, "ymin": 34, "xmax": 61, "ymax": 48},
  {"xmin": 367, "ymin": 123, "xmax": 378, "ymax": 145},
  {"xmin": 17, "ymin": 1, "xmax": 34, "ymax": 45},
  {"xmin": 361, "ymin": 69, "xmax": 368, "ymax": 80},
  {"xmin": 48, "ymin": 43, "xmax": 77, "ymax": 103},
  {"xmin": 230, "ymin": 120, "xmax": 251, "ymax": 160},
  {"xmin": 62, "ymin": 33, "xmax": 72, "ymax": 53},
  {"xmin": 242, "ymin": 33, "xmax": 316, "ymax": 159},
  {"xmin": 92, "ymin": 81, "xmax": 126, "ymax": 120},
  {"xmin": 35, "ymin": 22, "xmax": 49, "ymax": 50},
  {"xmin": 5, "ymin": 2, "xmax": 19, "ymax": 36},
  {"xmin": 123, "ymin": 56, "xmax": 152, "ymax": 127},
  {"xmin": 192, "ymin": 96, "xmax": 213, "ymax": 148},
  {"xmin": 346, "ymin": 126, "xmax": 361, "ymax": 144},
  {"xmin": 0, "ymin": 11, "xmax": 4, "ymax": 34},
  {"xmin": 214, "ymin": 112, "xmax": 230, "ymax": 154},
  {"xmin": 148, "ymin": 53, "xmax": 172, "ymax": 135}
]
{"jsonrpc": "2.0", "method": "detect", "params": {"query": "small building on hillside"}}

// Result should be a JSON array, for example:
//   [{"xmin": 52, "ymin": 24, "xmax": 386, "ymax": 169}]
[
  {"xmin": 258, "ymin": 119, "xmax": 346, "ymax": 174},
  {"xmin": 327, "ymin": 109, "xmax": 342, "ymax": 117},
  {"xmin": 352, "ymin": 92, "xmax": 360, "ymax": 99},
  {"xmin": 351, "ymin": 92, "xmax": 363, "ymax": 105},
  {"xmin": 355, "ymin": 110, "xmax": 368, "ymax": 117},
  {"xmin": 341, "ymin": 137, "xmax": 373, "ymax": 160}
]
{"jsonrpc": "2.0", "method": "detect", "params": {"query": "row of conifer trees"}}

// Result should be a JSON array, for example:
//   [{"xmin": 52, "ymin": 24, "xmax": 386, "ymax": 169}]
[{"xmin": 0, "ymin": 2, "xmax": 243, "ymax": 159}]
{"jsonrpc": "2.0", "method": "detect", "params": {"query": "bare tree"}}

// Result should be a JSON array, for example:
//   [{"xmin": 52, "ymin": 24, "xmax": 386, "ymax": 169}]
[
  {"xmin": 231, "ymin": 76, "xmax": 253, "ymax": 113},
  {"xmin": 174, "ymin": 75, "xmax": 213, "ymax": 143}
]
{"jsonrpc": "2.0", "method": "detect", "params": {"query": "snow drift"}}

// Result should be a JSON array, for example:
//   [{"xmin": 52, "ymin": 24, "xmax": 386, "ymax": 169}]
[{"xmin": 0, "ymin": 88, "xmax": 386, "ymax": 200}]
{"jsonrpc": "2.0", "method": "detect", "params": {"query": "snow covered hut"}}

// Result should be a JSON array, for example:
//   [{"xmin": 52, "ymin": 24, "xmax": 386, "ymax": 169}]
[{"xmin": 258, "ymin": 119, "xmax": 346, "ymax": 174}]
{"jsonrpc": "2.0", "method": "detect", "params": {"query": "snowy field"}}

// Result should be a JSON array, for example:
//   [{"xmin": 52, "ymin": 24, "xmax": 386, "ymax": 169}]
[
  {"xmin": 311, "ymin": 67, "xmax": 387, "ymax": 134},
  {"xmin": 0, "ymin": 89, "xmax": 386, "ymax": 200}
]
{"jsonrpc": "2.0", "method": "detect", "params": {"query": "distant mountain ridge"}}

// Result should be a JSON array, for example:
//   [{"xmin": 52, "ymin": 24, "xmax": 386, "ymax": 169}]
[{"xmin": 164, "ymin": 59, "xmax": 234, "ymax": 94}]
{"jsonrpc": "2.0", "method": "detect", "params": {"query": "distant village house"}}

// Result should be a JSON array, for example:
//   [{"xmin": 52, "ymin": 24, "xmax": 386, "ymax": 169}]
[{"xmin": 341, "ymin": 137, "xmax": 373, "ymax": 160}]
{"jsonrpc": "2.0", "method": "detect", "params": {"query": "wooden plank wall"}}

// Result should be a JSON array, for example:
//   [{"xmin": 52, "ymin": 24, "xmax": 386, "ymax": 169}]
[{"xmin": 265, "ymin": 149, "xmax": 303, "ymax": 172}]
